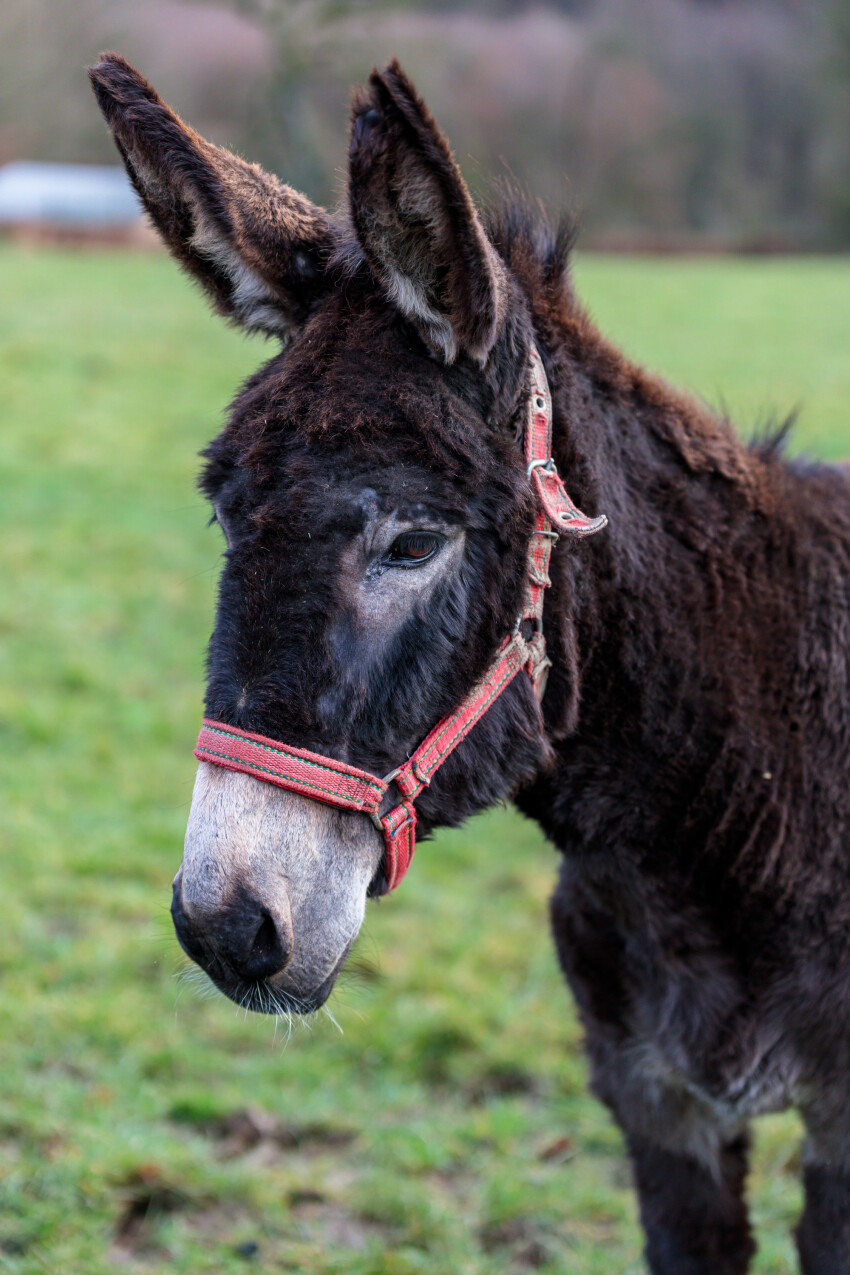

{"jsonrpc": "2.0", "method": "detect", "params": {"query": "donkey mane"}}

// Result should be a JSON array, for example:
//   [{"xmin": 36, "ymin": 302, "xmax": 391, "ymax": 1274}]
[{"xmin": 491, "ymin": 197, "xmax": 786, "ymax": 497}]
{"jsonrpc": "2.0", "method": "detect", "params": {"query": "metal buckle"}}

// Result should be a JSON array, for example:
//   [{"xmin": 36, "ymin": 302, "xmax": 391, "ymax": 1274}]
[
  {"xmin": 370, "ymin": 761, "xmax": 427, "ymax": 831},
  {"xmin": 381, "ymin": 760, "xmax": 428, "ymax": 790},
  {"xmin": 513, "ymin": 611, "xmax": 545, "ymax": 636},
  {"xmin": 369, "ymin": 764, "xmax": 403, "ymax": 830},
  {"xmin": 527, "ymin": 457, "xmax": 557, "ymax": 480}
]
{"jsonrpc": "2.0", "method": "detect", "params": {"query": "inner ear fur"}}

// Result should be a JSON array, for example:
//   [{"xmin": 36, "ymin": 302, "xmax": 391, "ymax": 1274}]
[
  {"xmin": 89, "ymin": 52, "xmax": 334, "ymax": 339},
  {"xmin": 348, "ymin": 60, "xmax": 506, "ymax": 366}
]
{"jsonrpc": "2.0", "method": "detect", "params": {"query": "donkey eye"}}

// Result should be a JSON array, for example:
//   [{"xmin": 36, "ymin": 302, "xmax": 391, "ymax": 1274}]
[{"xmin": 385, "ymin": 531, "xmax": 443, "ymax": 567}]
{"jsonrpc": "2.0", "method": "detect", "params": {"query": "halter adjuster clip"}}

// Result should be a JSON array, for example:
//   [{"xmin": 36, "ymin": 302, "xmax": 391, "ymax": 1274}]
[{"xmin": 527, "ymin": 457, "xmax": 557, "ymax": 479}]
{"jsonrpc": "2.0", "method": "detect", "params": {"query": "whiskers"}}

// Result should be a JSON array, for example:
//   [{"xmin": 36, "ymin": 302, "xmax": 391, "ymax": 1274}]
[
  {"xmin": 171, "ymin": 960, "xmax": 340, "ymax": 1047},
  {"xmin": 236, "ymin": 979, "xmax": 337, "ymax": 1048},
  {"xmin": 321, "ymin": 1002, "xmax": 343, "ymax": 1034},
  {"xmin": 330, "ymin": 932, "xmax": 382, "ymax": 1026},
  {"xmin": 174, "ymin": 963, "xmax": 220, "ymax": 1000},
  {"xmin": 172, "ymin": 961, "xmax": 223, "ymax": 1023}
]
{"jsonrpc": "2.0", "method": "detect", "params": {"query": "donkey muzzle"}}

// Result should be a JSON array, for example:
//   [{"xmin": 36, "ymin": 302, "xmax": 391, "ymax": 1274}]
[{"xmin": 173, "ymin": 763, "xmax": 383, "ymax": 1011}]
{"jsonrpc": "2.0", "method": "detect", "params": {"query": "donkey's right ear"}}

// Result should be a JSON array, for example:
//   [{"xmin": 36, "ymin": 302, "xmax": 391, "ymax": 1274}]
[{"xmin": 89, "ymin": 53, "xmax": 334, "ymax": 340}]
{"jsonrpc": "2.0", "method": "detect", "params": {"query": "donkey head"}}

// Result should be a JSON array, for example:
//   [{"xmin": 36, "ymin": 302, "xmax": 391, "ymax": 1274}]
[{"xmin": 91, "ymin": 54, "xmax": 558, "ymax": 1013}]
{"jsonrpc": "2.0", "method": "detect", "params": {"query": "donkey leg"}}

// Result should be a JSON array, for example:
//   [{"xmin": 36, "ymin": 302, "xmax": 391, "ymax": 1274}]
[
  {"xmin": 625, "ymin": 1129, "xmax": 755, "ymax": 1275},
  {"xmin": 582, "ymin": 1024, "xmax": 754, "ymax": 1272},
  {"xmin": 550, "ymin": 873, "xmax": 754, "ymax": 1273},
  {"xmin": 796, "ymin": 1162, "xmax": 850, "ymax": 1275},
  {"xmin": 796, "ymin": 1099, "xmax": 850, "ymax": 1275}
]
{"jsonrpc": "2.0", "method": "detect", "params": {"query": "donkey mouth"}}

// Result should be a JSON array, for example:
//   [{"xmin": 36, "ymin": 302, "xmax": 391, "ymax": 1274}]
[
  {"xmin": 172, "ymin": 883, "xmax": 354, "ymax": 1014},
  {"xmin": 203, "ymin": 943, "xmax": 353, "ymax": 1016}
]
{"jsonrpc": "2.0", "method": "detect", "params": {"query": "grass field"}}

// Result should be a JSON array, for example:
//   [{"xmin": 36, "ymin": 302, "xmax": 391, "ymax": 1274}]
[{"xmin": 2, "ymin": 245, "xmax": 849, "ymax": 1275}]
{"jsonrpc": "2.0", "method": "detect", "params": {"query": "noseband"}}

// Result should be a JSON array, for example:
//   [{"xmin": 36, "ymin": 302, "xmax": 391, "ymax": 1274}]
[{"xmin": 194, "ymin": 346, "xmax": 607, "ymax": 893}]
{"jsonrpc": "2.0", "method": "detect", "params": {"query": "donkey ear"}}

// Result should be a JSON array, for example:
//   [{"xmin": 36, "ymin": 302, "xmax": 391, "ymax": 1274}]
[
  {"xmin": 89, "ymin": 53, "xmax": 334, "ymax": 340},
  {"xmin": 348, "ymin": 61, "xmax": 505, "ymax": 365}
]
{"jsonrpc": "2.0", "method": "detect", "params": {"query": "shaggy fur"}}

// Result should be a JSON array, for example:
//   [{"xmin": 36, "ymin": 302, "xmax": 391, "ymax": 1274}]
[
  {"xmin": 349, "ymin": 64, "xmax": 508, "ymax": 363},
  {"xmin": 89, "ymin": 54, "xmax": 334, "ymax": 339},
  {"xmin": 91, "ymin": 53, "xmax": 850, "ymax": 1273}
]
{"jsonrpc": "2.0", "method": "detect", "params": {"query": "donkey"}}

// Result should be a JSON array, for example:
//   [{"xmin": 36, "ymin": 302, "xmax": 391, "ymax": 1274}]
[{"xmin": 90, "ymin": 53, "xmax": 850, "ymax": 1273}]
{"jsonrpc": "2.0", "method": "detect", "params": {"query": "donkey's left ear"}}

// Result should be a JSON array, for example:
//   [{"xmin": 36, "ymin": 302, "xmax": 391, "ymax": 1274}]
[
  {"xmin": 348, "ymin": 61, "xmax": 506, "ymax": 365},
  {"xmin": 89, "ymin": 52, "xmax": 334, "ymax": 340}
]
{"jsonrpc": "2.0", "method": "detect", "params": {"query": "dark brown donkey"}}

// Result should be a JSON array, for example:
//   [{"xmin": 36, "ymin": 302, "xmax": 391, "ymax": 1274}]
[{"xmin": 91, "ymin": 53, "xmax": 850, "ymax": 1274}]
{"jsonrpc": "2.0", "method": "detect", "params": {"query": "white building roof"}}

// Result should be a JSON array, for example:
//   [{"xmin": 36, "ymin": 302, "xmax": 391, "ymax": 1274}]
[{"xmin": 0, "ymin": 162, "xmax": 142, "ymax": 226}]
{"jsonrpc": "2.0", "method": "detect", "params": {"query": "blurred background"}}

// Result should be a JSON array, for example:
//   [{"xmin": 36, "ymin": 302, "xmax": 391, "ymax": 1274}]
[
  {"xmin": 3, "ymin": 0, "xmax": 850, "ymax": 247},
  {"xmin": 2, "ymin": 3, "xmax": 850, "ymax": 1274}
]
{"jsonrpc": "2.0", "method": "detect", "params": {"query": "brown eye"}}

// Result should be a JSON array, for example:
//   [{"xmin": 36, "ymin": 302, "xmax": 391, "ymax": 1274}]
[{"xmin": 385, "ymin": 531, "xmax": 442, "ymax": 567}]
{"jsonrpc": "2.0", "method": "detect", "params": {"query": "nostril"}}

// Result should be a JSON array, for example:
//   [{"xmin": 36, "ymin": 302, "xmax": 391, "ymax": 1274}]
[
  {"xmin": 171, "ymin": 880, "xmax": 292, "ymax": 983},
  {"xmin": 252, "ymin": 912, "xmax": 279, "ymax": 964},
  {"xmin": 242, "ymin": 908, "xmax": 289, "ymax": 981}
]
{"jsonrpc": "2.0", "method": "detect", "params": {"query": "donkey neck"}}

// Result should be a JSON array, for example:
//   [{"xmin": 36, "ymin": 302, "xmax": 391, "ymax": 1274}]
[
  {"xmin": 534, "ymin": 300, "xmax": 781, "ymax": 780},
  {"xmin": 548, "ymin": 305, "xmax": 763, "ymax": 560}
]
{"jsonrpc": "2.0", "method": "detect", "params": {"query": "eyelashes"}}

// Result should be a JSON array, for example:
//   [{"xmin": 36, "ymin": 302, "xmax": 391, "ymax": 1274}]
[{"xmin": 383, "ymin": 531, "xmax": 444, "ymax": 568}]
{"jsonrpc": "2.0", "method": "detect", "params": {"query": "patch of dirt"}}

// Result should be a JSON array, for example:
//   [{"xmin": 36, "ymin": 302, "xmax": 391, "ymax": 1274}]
[
  {"xmin": 209, "ymin": 1107, "xmax": 357, "ymax": 1162},
  {"xmin": 183, "ymin": 1204, "xmax": 268, "ymax": 1260},
  {"xmin": 479, "ymin": 1217, "xmax": 555, "ymax": 1270},
  {"xmin": 464, "ymin": 1062, "xmax": 540, "ymax": 1103},
  {"xmin": 111, "ymin": 1183, "xmax": 266, "ymax": 1266},
  {"xmin": 182, "ymin": 1204, "xmax": 250, "ymax": 1243},
  {"xmin": 171, "ymin": 1105, "xmax": 358, "ymax": 1165},
  {"xmin": 513, "ymin": 1238, "xmax": 552, "ymax": 1270},
  {"xmin": 232, "ymin": 1239, "xmax": 260, "ymax": 1260},
  {"xmin": 183, "ymin": 1190, "xmax": 393, "ymax": 1260},
  {"xmin": 409, "ymin": 1024, "xmax": 477, "ymax": 1085},
  {"xmin": 289, "ymin": 1197, "xmax": 390, "ymax": 1251},
  {"xmin": 421, "ymin": 1164, "xmax": 477, "ymax": 1213},
  {"xmin": 287, "ymin": 1188, "xmax": 326, "ymax": 1207},
  {"xmin": 0, "ymin": 1237, "xmax": 27, "ymax": 1258},
  {"xmin": 537, "ymin": 1134, "xmax": 576, "ymax": 1164},
  {"xmin": 110, "ymin": 1174, "xmax": 189, "ymax": 1262}
]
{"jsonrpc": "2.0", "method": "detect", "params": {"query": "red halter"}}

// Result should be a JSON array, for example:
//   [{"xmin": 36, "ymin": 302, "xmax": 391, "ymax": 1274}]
[{"xmin": 194, "ymin": 346, "xmax": 607, "ymax": 893}]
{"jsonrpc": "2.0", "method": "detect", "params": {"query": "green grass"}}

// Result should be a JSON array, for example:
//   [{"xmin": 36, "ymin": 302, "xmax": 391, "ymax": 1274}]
[{"xmin": 2, "ymin": 245, "xmax": 849, "ymax": 1275}]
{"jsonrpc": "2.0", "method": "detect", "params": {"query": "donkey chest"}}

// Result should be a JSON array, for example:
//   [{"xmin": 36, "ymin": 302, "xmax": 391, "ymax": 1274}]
[
  {"xmin": 553, "ymin": 856, "xmax": 801, "ymax": 1120},
  {"xmin": 613, "ymin": 1038, "xmax": 799, "ymax": 1162}
]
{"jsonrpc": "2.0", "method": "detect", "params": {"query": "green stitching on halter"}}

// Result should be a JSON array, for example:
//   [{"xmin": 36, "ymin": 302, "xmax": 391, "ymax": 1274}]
[
  {"xmin": 197, "ymin": 745, "xmax": 381, "ymax": 810},
  {"xmin": 202, "ymin": 725, "xmax": 384, "ymax": 799}
]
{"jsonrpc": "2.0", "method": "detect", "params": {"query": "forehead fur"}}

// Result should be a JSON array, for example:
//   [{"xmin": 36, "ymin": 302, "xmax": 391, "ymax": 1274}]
[{"xmin": 202, "ymin": 245, "xmax": 535, "ymax": 506}]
